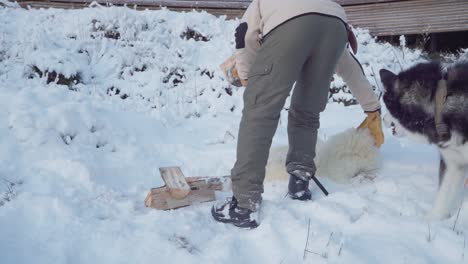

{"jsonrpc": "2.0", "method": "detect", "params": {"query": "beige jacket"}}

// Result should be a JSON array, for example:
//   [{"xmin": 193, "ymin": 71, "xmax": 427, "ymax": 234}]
[{"xmin": 236, "ymin": 0, "xmax": 380, "ymax": 112}]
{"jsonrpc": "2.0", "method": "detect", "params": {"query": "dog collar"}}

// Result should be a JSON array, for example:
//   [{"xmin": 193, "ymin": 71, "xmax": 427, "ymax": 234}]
[{"xmin": 434, "ymin": 76, "xmax": 450, "ymax": 143}]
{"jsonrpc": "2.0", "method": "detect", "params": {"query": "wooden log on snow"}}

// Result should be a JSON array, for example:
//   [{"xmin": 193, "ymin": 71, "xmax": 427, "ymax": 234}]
[
  {"xmin": 160, "ymin": 167, "xmax": 191, "ymax": 199},
  {"xmin": 145, "ymin": 167, "xmax": 230, "ymax": 210},
  {"xmin": 145, "ymin": 177, "xmax": 216, "ymax": 210}
]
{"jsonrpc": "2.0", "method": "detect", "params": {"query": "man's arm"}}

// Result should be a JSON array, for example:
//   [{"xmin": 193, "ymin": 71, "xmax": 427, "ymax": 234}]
[
  {"xmin": 336, "ymin": 47, "xmax": 384, "ymax": 147},
  {"xmin": 336, "ymin": 47, "xmax": 381, "ymax": 112},
  {"xmin": 235, "ymin": 0, "xmax": 262, "ymax": 82}
]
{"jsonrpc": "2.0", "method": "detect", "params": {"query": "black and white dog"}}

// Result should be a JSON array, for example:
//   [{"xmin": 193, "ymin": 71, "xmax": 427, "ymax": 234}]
[{"xmin": 380, "ymin": 61, "xmax": 468, "ymax": 220}]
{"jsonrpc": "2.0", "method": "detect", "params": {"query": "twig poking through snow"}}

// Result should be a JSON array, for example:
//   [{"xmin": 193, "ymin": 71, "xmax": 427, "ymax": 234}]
[
  {"xmin": 463, "ymin": 237, "xmax": 466, "ymax": 261},
  {"xmin": 338, "ymin": 242, "xmax": 343, "ymax": 256},
  {"xmin": 303, "ymin": 219, "xmax": 311, "ymax": 260},
  {"xmin": 400, "ymin": 35, "xmax": 407, "ymax": 61},
  {"xmin": 325, "ymin": 232, "xmax": 334, "ymax": 248},
  {"xmin": 391, "ymin": 47, "xmax": 404, "ymax": 71},
  {"xmin": 452, "ymin": 205, "xmax": 462, "ymax": 232},
  {"xmin": 426, "ymin": 224, "xmax": 432, "ymax": 243},
  {"xmin": 169, "ymin": 234, "xmax": 201, "ymax": 255},
  {"xmin": 304, "ymin": 229, "xmax": 334, "ymax": 260}
]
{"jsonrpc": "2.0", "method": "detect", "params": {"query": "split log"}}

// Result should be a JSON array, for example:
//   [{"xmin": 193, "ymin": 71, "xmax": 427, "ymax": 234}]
[
  {"xmin": 145, "ymin": 167, "xmax": 231, "ymax": 210},
  {"xmin": 145, "ymin": 178, "xmax": 216, "ymax": 210},
  {"xmin": 160, "ymin": 167, "xmax": 191, "ymax": 199}
]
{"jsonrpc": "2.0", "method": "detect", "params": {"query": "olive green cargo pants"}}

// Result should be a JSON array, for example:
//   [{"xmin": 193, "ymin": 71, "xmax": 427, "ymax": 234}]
[{"xmin": 231, "ymin": 14, "xmax": 347, "ymax": 210}]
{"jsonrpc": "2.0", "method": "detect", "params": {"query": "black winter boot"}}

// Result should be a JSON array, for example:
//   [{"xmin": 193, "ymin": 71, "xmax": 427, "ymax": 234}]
[
  {"xmin": 211, "ymin": 197, "xmax": 259, "ymax": 229},
  {"xmin": 288, "ymin": 174, "xmax": 312, "ymax": 201}
]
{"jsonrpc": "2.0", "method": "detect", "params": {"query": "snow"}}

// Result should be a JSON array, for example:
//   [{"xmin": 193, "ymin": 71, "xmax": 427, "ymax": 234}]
[{"xmin": 0, "ymin": 4, "xmax": 467, "ymax": 264}]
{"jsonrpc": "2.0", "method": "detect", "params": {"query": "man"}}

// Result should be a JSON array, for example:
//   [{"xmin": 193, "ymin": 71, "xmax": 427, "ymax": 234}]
[{"xmin": 212, "ymin": 0, "xmax": 384, "ymax": 229}]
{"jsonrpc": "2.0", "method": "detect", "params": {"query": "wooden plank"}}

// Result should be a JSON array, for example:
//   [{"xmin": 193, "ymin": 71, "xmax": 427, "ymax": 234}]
[
  {"xmin": 145, "ymin": 178, "xmax": 217, "ymax": 210},
  {"xmin": 160, "ymin": 167, "xmax": 191, "ymax": 199},
  {"xmin": 144, "ymin": 176, "xmax": 231, "ymax": 210},
  {"xmin": 165, "ymin": 180, "xmax": 214, "ymax": 209},
  {"xmin": 336, "ymin": 0, "xmax": 406, "ymax": 5},
  {"xmin": 345, "ymin": 0, "xmax": 468, "ymax": 35},
  {"xmin": 144, "ymin": 175, "xmax": 229, "ymax": 210}
]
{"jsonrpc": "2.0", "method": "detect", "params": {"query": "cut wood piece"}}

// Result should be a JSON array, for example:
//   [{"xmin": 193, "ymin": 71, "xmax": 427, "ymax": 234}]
[
  {"xmin": 186, "ymin": 176, "xmax": 231, "ymax": 191},
  {"xmin": 160, "ymin": 167, "xmax": 191, "ymax": 199},
  {"xmin": 166, "ymin": 179, "xmax": 215, "ymax": 209},
  {"xmin": 219, "ymin": 54, "xmax": 236, "ymax": 73},
  {"xmin": 219, "ymin": 55, "xmax": 242, "ymax": 87},
  {"xmin": 145, "ymin": 178, "xmax": 216, "ymax": 210}
]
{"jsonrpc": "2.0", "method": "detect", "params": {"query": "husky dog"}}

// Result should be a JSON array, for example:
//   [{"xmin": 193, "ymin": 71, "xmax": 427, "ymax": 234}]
[{"xmin": 380, "ymin": 61, "xmax": 468, "ymax": 220}]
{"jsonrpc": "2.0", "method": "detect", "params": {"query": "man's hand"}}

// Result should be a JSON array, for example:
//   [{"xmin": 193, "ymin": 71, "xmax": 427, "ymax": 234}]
[
  {"xmin": 220, "ymin": 55, "xmax": 243, "ymax": 87},
  {"xmin": 357, "ymin": 110, "xmax": 384, "ymax": 148},
  {"xmin": 220, "ymin": 54, "xmax": 249, "ymax": 87}
]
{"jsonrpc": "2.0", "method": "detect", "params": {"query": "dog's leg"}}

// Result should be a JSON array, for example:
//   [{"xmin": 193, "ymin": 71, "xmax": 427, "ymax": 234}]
[{"xmin": 428, "ymin": 156, "xmax": 465, "ymax": 220}]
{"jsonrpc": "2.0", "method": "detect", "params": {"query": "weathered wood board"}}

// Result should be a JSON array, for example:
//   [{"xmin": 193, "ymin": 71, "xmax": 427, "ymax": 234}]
[
  {"xmin": 160, "ymin": 167, "xmax": 191, "ymax": 199},
  {"xmin": 145, "ymin": 178, "xmax": 216, "ymax": 210},
  {"xmin": 145, "ymin": 167, "xmax": 230, "ymax": 210}
]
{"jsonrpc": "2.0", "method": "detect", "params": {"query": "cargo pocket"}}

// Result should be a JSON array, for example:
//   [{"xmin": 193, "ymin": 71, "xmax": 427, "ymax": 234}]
[
  {"xmin": 248, "ymin": 63, "xmax": 273, "ymax": 79},
  {"xmin": 244, "ymin": 63, "xmax": 273, "ymax": 106}
]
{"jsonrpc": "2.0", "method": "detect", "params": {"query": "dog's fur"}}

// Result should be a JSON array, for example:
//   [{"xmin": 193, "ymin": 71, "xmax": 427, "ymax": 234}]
[
  {"xmin": 265, "ymin": 129, "xmax": 380, "ymax": 183},
  {"xmin": 380, "ymin": 61, "xmax": 468, "ymax": 219}
]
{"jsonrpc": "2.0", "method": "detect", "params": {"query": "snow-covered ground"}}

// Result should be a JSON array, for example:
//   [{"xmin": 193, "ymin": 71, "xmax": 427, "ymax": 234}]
[{"xmin": 0, "ymin": 4, "xmax": 467, "ymax": 264}]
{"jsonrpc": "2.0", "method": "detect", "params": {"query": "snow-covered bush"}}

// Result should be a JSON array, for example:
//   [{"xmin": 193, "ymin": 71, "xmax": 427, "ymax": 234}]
[
  {"xmin": 0, "ymin": 5, "xmax": 434, "ymax": 119},
  {"xmin": 2, "ymin": 6, "xmax": 242, "ymax": 120}
]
